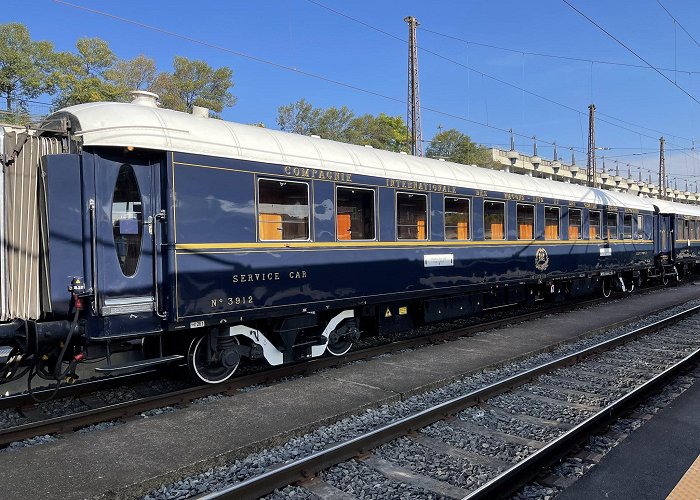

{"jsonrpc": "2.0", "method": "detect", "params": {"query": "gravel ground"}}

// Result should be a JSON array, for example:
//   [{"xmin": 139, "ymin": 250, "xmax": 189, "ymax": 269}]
[
  {"xmin": 459, "ymin": 406, "xmax": 564, "ymax": 442},
  {"xmin": 422, "ymin": 420, "xmax": 535, "ymax": 463},
  {"xmin": 489, "ymin": 392, "xmax": 594, "ymax": 425},
  {"xmin": 142, "ymin": 299, "xmax": 700, "ymax": 499},
  {"xmin": 524, "ymin": 384, "xmax": 608, "ymax": 407},
  {"xmin": 322, "ymin": 460, "xmax": 449, "ymax": 499},
  {"xmin": 377, "ymin": 436, "xmax": 496, "ymax": 490},
  {"xmin": 511, "ymin": 367, "xmax": 700, "ymax": 499},
  {"xmin": 0, "ymin": 409, "xmax": 29, "ymax": 430}
]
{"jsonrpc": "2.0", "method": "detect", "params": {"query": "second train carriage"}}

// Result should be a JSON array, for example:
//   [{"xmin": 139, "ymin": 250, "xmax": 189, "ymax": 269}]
[{"xmin": 0, "ymin": 93, "xmax": 693, "ymax": 386}]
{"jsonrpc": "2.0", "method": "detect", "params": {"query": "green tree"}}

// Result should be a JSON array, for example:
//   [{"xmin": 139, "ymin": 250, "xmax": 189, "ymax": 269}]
[
  {"xmin": 104, "ymin": 54, "xmax": 157, "ymax": 100},
  {"xmin": 0, "ymin": 23, "xmax": 56, "ymax": 114},
  {"xmin": 277, "ymin": 99, "xmax": 408, "ymax": 152},
  {"xmin": 426, "ymin": 128, "xmax": 496, "ymax": 167},
  {"xmin": 277, "ymin": 98, "xmax": 321, "ymax": 135},
  {"xmin": 53, "ymin": 37, "xmax": 122, "ymax": 108},
  {"xmin": 346, "ymin": 113, "xmax": 408, "ymax": 152},
  {"xmin": 152, "ymin": 56, "xmax": 236, "ymax": 116}
]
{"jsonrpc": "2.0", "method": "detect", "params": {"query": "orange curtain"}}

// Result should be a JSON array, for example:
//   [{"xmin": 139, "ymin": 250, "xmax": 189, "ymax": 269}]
[
  {"xmin": 337, "ymin": 213, "xmax": 351, "ymax": 240},
  {"xmin": 259, "ymin": 213, "xmax": 283, "ymax": 240},
  {"xmin": 457, "ymin": 221, "xmax": 469, "ymax": 240},
  {"xmin": 417, "ymin": 219, "xmax": 426, "ymax": 240},
  {"xmin": 491, "ymin": 223, "xmax": 504, "ymax": 239},
  {"xmin": 545, "ymin": 224, "xmax": 558, "ymax": 240},
  {"xmin": 568, "ymin": 226, "xmax": 579, "ymax": 240},
  {"xmin": 589, "ymin": 226, "xmax": 598, "ymax": 239},
  {"xmin": 519, "ymin": 224, "xmax": 533, "ymax": 239}
]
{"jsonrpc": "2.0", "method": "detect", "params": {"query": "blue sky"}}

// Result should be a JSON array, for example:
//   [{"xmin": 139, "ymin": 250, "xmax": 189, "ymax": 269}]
[{"xmin": 9, "ymin": 0, "xmax": 700, "ymax": 187}]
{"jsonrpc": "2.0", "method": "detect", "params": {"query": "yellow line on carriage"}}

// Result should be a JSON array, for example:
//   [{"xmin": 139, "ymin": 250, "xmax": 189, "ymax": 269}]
[{"xmin": 175, "ymin": 239, "xmax": 653, "ymax": 252}]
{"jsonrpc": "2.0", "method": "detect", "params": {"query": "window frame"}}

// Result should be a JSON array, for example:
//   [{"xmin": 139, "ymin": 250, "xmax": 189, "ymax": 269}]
[
  {"xmin": 516, "ymin": 203, "xmax": 535, "ymax": 240},
  {"xmin": 544, "ymin": 205, "xmax": 561, "ymax": 241},
  {"xmin": 443, "ymin": 195, "xmax": 471, "ymax": 241},
  {"xmin": 483, "ymin": 199, "xmax": 506, "ymax": 241},
  {"xmin": 589, "ymin": 209, "xmax": 602, "ymax": 240},
  {"xmin": 335, "ymin": 185, "xmax": 376, "ymax": 242},
  {"xmin": 623, "ymin": 213, "xmax": 633, "ymax": 239},
  {"xmin": 257, "ymin": 177, "xmax": 312, "ymax": 242},
  {"xmin": 606, "ymin": 210, "xmax": 619, "ymax": 240},
  {"xmin": 568, "ymin": 208, "xmax": 583, "ymax": 240},
  {"xmin": 395, "ymin": 191, "xmax": 429, "ymax": 241}
]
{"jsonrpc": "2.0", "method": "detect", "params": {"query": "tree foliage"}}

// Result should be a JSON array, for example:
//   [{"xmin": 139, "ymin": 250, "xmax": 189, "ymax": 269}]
[
  {"xmin": 426, "ymin": 128, "xmax": 496, "ymax": 167},
  {"xmin": 277, "ymin": 99, "xmax": 408, "ymax": 153},
  {"xmin": 53, "ymin": 37, "xmax": 122, "ymax": 108},
  {"xmin": 0, "ymin": 24, "xmax": 238, "ymax": 118},
  {"xmin": 104, "ymin": 54, "xmax": 157, "ymax": 97},
  {"xmin": 151, "ymin": 56, "xmax": 236, "ymax": 115},
  {"xmin": 0, "ymin": 23, "xmax": 56, "ymax": 114}
]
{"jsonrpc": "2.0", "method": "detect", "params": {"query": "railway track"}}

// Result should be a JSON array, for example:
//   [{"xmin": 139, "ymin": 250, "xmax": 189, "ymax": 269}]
[
  {"xmin": 0, "ymin": 285, "xmax": 675, "ymax": 451},
  {"xmin": 191, "ymin": 304, "xmax": 700, "ymax": 500}
]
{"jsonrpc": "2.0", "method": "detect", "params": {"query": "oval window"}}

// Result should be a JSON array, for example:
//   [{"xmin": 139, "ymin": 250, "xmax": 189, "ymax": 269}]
[{"xmin": 111, "ymin": 165, "xmax": 143, "ymax": 277}]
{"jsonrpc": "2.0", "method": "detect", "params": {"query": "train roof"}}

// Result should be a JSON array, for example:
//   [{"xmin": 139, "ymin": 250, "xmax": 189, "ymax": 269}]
[
  {"xmin": 46, "ymin": 101, "xmax": 659, "ymax": 212},
  {"xmin": 653, "ymin": 198, "xmax": 700, "ymax": 217}
]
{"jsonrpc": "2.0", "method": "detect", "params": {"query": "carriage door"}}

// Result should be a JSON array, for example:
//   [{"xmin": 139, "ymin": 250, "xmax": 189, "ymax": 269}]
[
  {"xmin": 94, "ymin": 154, "xmax": 161, "ymax": 317},
  {"xmin": 657, "ymin": 214, "xmax": 672, "ymax": 257}
]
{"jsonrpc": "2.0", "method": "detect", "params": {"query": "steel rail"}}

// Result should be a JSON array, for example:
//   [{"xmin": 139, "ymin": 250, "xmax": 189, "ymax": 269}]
[
  {"xmin": 196, "ymin": 304, "xmax": 700, "ymax": 500},
  {"xmin": 0, "ymin": 293, "xmax": 613, "ymax": 409},
  {"xmin": 0, "ymin": 286, "xmax": 668, "ymax": 447}
]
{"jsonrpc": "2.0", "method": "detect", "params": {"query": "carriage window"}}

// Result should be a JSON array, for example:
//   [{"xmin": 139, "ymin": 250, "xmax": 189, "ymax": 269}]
[
  {"xmin": 258, "ymin": 179, "xmax": 310, "ymax": 241},
  {"xmin": 607, "ymin": 212, "xmax": 618, "ymax": 239},
  {"xmin": 623, "ymin": 214, "xmax": 633, "ymax": 239},
  {"xmin": 111, "ymin": 164, "xmax": 143, "ymax": 277},
  {"xmin": 484, "ymin": 201, "xmax": 505, "ymax": 240},
  {"xmin": 397, "ymin": 192, "xmax": 427, "ymax": 240},
  {"xmin": 569, "ymin": 209, "xmax": 582, "ymax": 240},
  {"xmin": 445, "ymin": 197, "xmax": 470, "ymax": 240},
  {"xmin": 516, "ymin": 204, "xmax": 534, "ymax": 240},
  {"xmin": 336, "ymin": 187, "xmax": 375, "ymax": 240},
  {"xmin": 544, "ymin": 206, "xmax": 560, "ymax": 240},
  {"xmin": 589, "ymin": 210, "xmax": 601, "ymax": 239},
  {"xmin": 684, "ymin": 219, "xmax": 692, "ymax": 240},
  {"xmin": 637, "ymin": 215, "xmax": 644, "ymax": 239}
]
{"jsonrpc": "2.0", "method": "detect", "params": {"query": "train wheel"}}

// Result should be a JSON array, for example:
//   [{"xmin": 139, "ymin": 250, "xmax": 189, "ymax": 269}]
[
  {"xmin": 326, "ymin": 337, "xmax": 353, "ymax": 356},
  {"xmin": 602, "ymin": 278, "xmax": 612, "ymax": 298},
  {"xmin": 325, "ymin": 320, "xmax": 360, "ymax": 357},
  {"xmin": 187, "ymin": 334, "xmax": 239, "ymax": 384}
]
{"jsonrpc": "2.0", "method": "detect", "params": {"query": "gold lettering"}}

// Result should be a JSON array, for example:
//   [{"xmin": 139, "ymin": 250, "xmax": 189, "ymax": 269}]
[
  {"xmin": 284, "ymin": 166, "xmax": 291, "ymax": 175},
  {"xmin": 232, "ymin": 275, "xmax": 238, "ymax": 283},
  {"xmin": 293, "ymin": 167, "xmax": 300, "ymax": 176}
]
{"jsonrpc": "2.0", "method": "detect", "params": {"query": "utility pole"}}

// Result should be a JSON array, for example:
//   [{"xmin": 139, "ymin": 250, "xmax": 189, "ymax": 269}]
[
  {"xmin": 405, "ymin": 16, "xmax": 423, "ymax": 156},
  {"xmin": 586, "ymin": 104, "xmax": 596, "ymax": 188},
  {"xmin": 659, "ymin": 136, "xmax": 666, "ymax": 198}
]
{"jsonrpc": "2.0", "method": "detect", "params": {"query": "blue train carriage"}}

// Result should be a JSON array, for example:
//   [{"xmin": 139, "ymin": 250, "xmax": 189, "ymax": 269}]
[
  {"xmin": 0, "ymin": 93, "xmax": 657, "ymax": 385},
  {"xmin": 652, "ymin": 199, "xmax": 700, "ymax": 281}
]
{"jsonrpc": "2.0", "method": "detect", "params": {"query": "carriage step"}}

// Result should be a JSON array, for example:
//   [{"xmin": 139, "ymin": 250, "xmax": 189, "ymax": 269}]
[
  {"xmin": 293, "ymin": 336, "xmax": 328, "ymax": 348},
  {"xmin": 90, "ymin": 330, "xmax": 163, "ymax": 342},
  {"xmin": 95, "ymin": 354, "xmax": 184, "ymax": 372}
]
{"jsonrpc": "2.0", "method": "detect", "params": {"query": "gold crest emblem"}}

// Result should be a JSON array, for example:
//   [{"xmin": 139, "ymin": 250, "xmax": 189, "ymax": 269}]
[{"xmin": 535, "ymin": 247, "xmax": 549, "ymax": 271}]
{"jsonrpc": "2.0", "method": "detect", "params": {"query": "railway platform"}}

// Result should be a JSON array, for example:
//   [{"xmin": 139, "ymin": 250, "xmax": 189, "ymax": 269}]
[
  {"xmin": 1, "ymin": 285, "xmax": 700, "ymax": 500},
  {"xmin": 557, "ymin": 365, "xmax": 700, "ymax": 500}
]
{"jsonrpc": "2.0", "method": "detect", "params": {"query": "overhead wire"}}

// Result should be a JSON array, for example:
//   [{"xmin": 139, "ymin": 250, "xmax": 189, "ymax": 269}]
[
  {"xmin": 655, "ymin": 0, "xmax": 700, "ymax": 51},
  {"xmin": 561, "ymin": 0, "xmax": 700, "ymax": 107},
  {"xmin": 50, "ymin": 0, "xmax": 693, "ymax": 176},
  {"xmin": 50, "ymin": 0, "xmax": 570, "ymax": 149},
  {"xmin": 417, "ymin": 26, "xmax": 700, "ymax": 75},
  {"xmin": 307, "ymin": 0, "xmax": 698, "ymax": 152}
]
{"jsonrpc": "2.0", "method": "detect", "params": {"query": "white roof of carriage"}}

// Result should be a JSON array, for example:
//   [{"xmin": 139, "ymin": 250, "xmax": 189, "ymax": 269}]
[
  {"xmin": 652, "ymin": 198, "xmax": 700, "ymax": 217},
  {"xmin": 48, "ymin": 100, "xmax": 657, "ymax": 211}
]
